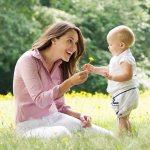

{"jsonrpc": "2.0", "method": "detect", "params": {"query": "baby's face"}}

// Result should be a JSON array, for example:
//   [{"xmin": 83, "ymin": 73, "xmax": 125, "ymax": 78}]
[{"xmin": 107, "ymin": 34, "xmax": 124, "ymax": 56}]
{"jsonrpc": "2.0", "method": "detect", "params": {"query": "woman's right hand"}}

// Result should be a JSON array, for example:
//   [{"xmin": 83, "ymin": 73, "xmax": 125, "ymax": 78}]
[
  {"xmin": 58, "ymin": 70, "xmax": 89, "ymax": 98},
  {"xmin": 69, "ymin": 70, "xmax": 89, "ymax": 86},
  {"xmin": 82, "ymin": 63, "xmax": 94, "ymax": 72}
]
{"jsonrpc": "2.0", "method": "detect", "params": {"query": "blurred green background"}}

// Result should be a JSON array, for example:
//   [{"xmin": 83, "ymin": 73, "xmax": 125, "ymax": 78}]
[{"xmin": 0, "ymin": 0, "xmax": 150, "ymax": 94}]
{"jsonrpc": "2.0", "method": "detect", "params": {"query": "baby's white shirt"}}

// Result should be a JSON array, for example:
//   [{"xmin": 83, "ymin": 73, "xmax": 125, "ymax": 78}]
[{"xmin": 107, "ymin": 49, "xmax": 138, "ymax": 94}]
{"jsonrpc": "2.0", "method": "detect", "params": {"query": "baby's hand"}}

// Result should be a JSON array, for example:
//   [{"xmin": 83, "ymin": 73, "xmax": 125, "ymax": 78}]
[
  {"xmin": 103, "ymin": 72, "xmax": 113, "ymax": 80},
  {"xmin": 82, "ymin": 64, "xmax": 94, "ymax": 72},
  {"xmin": 98, "ymin": 70, "xmax": 112, "ymax": 79},
  {"xmin": 98, "ymin": 71, "xmax": 108, "ymax": 77}
]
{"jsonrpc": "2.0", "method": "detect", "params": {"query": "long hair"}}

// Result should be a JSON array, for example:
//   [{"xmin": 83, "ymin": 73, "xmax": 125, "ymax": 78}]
[{"xmin": 32, "ymin": 21, "xmax": 85, "ymax": 81}]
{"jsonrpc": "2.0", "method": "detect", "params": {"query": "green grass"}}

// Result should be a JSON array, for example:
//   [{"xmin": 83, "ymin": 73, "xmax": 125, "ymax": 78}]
[{"xmin": 0, "ymin": 92, "xmax": 150, "ymax": 150}]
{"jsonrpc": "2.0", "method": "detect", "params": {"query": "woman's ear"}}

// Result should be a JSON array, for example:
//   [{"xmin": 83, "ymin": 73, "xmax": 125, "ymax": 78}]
[{"xmin": 51, "ymin": 38, "xmax": 57, "ymax": 45}]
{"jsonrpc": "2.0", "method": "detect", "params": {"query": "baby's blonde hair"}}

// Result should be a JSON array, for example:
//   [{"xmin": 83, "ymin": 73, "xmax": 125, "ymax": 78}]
[{"xmin": 108, "ymin": 25, "xmax": 135, "ymax": 47}]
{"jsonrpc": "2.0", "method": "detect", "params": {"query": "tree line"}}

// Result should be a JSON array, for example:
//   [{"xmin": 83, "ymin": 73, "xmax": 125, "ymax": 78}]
[{"xmin": 0, "ymin": 0, "xmax": 150, "ymax": 94}]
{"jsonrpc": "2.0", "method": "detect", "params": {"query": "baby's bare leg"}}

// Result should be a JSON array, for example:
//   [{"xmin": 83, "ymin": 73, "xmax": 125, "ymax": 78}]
[{"xmin": 119, "ymin": 114, "xmax": 131, "ymax": 135}]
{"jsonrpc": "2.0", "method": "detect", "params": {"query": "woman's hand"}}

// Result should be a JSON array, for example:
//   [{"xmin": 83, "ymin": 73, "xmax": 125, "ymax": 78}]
[
  {"xmin": 69, "ymin": 70, "xmax": 89, "ymax": 86},
  {"xmin": 63, "ymin": 110, "xmax": 92, "ymax": 128},
  {"xmin": 79, "ymin": 114, "xmax": 92, "ymax": 128},
  {"xmin": 82, "ymin": 64, "xmax": 94, "ymax": 72},
  {"xmin": 58, "ymin": 70, "xmax": 89, "ymax": 98}
]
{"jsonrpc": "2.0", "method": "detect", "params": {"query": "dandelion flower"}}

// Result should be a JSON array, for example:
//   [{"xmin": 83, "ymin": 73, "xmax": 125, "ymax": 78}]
[{"xmin": 89, "ymin": 57, "xmax": 94, "ymax": 63}]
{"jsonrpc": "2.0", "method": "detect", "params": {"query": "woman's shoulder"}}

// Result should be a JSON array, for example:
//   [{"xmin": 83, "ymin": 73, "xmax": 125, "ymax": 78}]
[
  {"xmin": 16, "ymin": 50, "xmax": 36, "ymax": 66},
  {"xmin": 18, "ymin": 50, "xmax": 34, "ymax": 61}
]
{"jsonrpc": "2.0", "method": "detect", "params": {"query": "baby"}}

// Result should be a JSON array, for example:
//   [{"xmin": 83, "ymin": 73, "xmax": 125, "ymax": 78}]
[{"xmin": 83, "ymin": 25, "xmax": 139, "ymax": 135}]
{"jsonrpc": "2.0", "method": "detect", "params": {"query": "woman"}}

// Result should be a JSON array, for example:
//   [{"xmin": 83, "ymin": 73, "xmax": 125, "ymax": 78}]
[{"xmin": 13, "ymin": 21, "xmax": 114, "ymax": 138}]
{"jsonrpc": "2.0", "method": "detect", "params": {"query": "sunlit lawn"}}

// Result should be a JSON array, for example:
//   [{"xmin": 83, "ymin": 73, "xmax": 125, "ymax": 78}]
[{"xmin": 0, "ymin": 91, "xmax": 150, "ymax": 150}]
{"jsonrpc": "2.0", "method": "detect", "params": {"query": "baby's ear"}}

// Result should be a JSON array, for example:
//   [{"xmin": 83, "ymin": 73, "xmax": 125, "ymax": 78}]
[{"xmin": 120, "ymin": 42, "xmax": 126, "ymax": 48}]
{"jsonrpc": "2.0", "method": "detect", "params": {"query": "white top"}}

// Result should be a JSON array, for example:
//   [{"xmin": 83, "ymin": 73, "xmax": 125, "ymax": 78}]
[{"xmin": 107, "ymin": 49, "xmax": 138, "ymax": 94}]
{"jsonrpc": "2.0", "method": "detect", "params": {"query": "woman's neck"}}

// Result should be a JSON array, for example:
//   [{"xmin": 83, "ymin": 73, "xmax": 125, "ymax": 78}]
[
  {"xmin": 40, "ymin": 48, "xmax": 58, "ymax": 71},
  {"xmin": 41, "ymin": 47, "xmax": 55, "ymax": 61}
]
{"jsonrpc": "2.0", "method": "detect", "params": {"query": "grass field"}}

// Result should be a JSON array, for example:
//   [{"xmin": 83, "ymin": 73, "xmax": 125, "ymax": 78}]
[{"xmin": 0, "ymin": 91, "xmax": 150, "ymax": 150}]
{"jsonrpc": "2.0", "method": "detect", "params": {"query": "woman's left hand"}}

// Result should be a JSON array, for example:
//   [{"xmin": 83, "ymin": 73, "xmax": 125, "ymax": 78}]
[{"xmin": 79, "ymin": 114, "xmax": 92, "ymax": 128}]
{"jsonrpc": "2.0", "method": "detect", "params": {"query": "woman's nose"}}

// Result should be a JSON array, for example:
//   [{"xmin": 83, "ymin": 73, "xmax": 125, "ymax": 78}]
[{"xmin": 71, "ymin": 44, "xmax": 77, "ymax": 52}]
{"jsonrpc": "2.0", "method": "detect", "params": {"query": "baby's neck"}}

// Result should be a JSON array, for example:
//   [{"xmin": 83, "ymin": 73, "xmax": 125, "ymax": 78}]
[{"xmin": 115, "ymin": 48, "xmax": 130, "ymax": 56}]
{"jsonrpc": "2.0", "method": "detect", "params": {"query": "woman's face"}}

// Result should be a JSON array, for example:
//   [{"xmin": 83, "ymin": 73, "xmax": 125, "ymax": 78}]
[{"xmin": 54, "ymin": 29, "xmax": 78, "ymax": 62}]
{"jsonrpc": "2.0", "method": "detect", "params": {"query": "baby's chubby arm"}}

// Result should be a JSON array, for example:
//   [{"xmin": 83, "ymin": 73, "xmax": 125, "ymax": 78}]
[
  {"xmin": 82, "ymin": 62, "xmax": 132, "ymax": 82},
  {"xmin": 82, "ymin": 64, "xmax": 108, "ymax": 77},
  {"xmin": 105, "ymin": 62, "xmax": 133, "ymax": 81}
]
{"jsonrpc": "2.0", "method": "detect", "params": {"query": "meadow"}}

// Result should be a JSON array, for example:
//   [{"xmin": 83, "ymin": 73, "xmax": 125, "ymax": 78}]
[{"xmin": 0, "ymin": 91, "xmax": 150, "ymax": 150}]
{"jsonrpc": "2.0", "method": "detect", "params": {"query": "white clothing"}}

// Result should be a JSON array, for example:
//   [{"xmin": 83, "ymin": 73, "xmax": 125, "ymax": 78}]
[
  {"xmin": 106, "ymin": 49, "xmax": 139, "ymax": 117},
  {"xmin": 107, "ymin": 49, "xmax": 138, "ymax": 94},
  {"xmin": 111, "ymin": 87, "xmax": 139, "ymax": 118},
  {"xmin": 16, "ymin": 104, "xmax": 114, "ymax": 138},
  {"xmin": 16, "ymin": 113, "xmax": 114, "ymax": 138}
]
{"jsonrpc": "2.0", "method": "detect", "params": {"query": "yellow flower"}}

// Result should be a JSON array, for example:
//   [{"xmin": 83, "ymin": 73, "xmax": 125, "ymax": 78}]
[
  {"xmin": 89, "ymin": 57, "xmax": 94, "ymax": 63},
  {"xmin": 62, "ymin": 136, "xmax": 70, "ymax": 143}
]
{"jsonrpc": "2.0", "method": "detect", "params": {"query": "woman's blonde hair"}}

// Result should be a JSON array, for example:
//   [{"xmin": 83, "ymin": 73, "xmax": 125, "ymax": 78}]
[{"xmin": 32, "ymin": 21, "xmax": 85, "ymax": 81}]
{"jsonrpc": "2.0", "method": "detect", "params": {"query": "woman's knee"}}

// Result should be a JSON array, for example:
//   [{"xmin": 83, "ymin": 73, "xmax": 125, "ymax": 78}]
[
  {"xmin": 22, "ymin": 126, "xmax": 71, "ymax": 138},
  {"xmin": 54, "ymin": 113, "xmax": 82, "ymax": 132},
  {"xmin": 53, "ymin": 126, "xmax": 72, "ymax": 137}
]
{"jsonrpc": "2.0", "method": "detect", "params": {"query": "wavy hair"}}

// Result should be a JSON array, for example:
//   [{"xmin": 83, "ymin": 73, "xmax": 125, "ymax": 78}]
[{"xmin": 32, "ymin": 22, "xmax": 85, "ymax": 81}]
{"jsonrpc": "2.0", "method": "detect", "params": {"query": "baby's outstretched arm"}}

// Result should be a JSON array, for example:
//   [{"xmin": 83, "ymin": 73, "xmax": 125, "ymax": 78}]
[
  {"xmin": 82, "ymin": 64, "xmax": 108, "ymax": 77},
  {"xmin": 93, "ymin": 66, "xmax": 108, "ymax": 77}
]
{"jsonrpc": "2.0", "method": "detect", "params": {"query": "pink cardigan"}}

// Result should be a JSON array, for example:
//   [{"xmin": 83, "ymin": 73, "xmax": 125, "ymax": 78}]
[{"xmin": 13, "ymin": 49, "xmax": 70, "ymax": 123}]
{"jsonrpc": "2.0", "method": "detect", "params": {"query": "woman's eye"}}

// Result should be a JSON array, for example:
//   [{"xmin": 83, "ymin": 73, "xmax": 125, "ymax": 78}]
[{"xmin": 68, "ymin": 39, "xmax": 72, "ymax": 43}]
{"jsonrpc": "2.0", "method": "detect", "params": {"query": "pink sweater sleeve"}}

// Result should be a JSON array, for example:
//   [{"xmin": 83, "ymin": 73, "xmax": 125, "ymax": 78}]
[
  {"xmin": 55, "ymin": 96, "xmax": 71, "ymax": 112},
  {"xmin": 18, "ymin": 56, "xmax": 59, "ymax": 108}
]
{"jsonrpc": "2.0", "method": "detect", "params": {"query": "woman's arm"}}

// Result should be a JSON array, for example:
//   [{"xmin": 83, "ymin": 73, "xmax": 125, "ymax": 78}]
[
  {"xmin": 63, "ymin": 108, "xmax": 92, "ymax": 128},
  {"xmin": 57, "ymin": 70, "xmax": 89, "ymax": 98},
  {"xmin": 18, "ymin": 55, "xmax": 88, "ymax": 109},
  {"xmin": 63, "ymin": 108, "xmax": 81, "ymax": 119}
]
